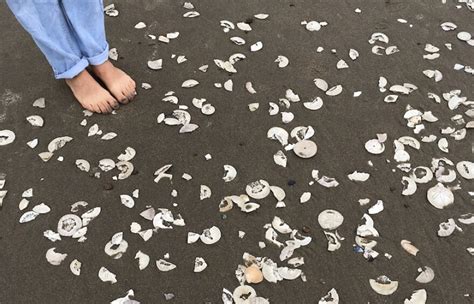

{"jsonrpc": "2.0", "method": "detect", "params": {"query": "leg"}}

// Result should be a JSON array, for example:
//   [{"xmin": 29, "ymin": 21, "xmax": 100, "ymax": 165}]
[
  {"xmin": 61, "ymin": 0, "xmax": 137, "ymax": 104},
  {"xmin": 6, "ymin": 0, "xmax": 118, "ymax": 113}
]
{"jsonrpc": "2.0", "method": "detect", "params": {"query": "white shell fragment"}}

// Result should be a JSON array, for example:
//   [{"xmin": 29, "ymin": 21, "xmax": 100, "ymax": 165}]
[
  {"xmin": 45, "ymin": 248, "xmax": 67, "ymax": 266},
  {"xmin": 200, "ymin": 226, "xmax": 222, "ymax": 245},
  {"xmin": 0, "ymin": 130, "xmax": 15, "ymax": 146},
  {"xmin": 98, "ymin": 267, "xmax": 117, "ymax": 284},
  {"xmin": 369, "ymin": 276, "xmax": 399, "ymax": 295},
  {"xmin": 70, "ymin": 259, "xmax": 82, "ymax": 276}
]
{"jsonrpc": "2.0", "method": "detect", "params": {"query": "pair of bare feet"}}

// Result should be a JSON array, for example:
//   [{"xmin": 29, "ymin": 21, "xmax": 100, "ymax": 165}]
[{"xmin": 65, "ymin": 61, "xmax": 136, "ymax": 114}]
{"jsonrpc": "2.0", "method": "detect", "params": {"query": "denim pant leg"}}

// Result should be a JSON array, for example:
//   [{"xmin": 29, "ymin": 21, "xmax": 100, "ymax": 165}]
[
  {"xmin": 61, "ymin": 0, "xmax": 109, "ymax": 66},
  {"xmin": 6, "ymin": 0, "xmax": 89, "ymax": 79}
]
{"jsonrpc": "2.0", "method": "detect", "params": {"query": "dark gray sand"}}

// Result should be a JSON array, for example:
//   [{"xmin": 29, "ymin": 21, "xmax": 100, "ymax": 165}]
[{"xmin": 0, "ymin": 0, "xmax": 473, "ymax": 303}]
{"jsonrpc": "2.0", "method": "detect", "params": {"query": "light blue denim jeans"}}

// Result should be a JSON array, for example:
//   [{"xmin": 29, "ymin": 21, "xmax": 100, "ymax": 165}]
[{"xmin": 6, "ymin": 0, "xmax": 109, "ymax": 79}]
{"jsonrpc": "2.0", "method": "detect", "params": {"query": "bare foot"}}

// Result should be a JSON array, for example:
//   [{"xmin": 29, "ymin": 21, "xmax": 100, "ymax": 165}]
[
  {"xmin": 65, "ymin": 70, "xmax": 119, "ymax": 113},
  {"xmin": 91, "ymin": 61, "xmax": 136, "ymax": 104}
]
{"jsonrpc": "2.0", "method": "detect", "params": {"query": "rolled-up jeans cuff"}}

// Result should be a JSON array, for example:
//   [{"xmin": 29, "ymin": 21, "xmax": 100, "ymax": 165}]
[
  {"xmin": 54, "ymin": 57, "xmax": 89, "ymax": 79},
  {"xmin": 87, "ymin": 43, "xmax": 109, "ymax": 66}
]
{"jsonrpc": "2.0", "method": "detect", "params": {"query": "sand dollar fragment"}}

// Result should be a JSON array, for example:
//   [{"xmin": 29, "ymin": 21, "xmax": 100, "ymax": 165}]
[
  {"xmin": 369, "ymin": 275, "xmax": 398, "ymax": 295},
  {"xmin": 0, "ymin": 130, "xmax": 16, "ymax": 146},
  {"xmin": 200, "ymin": 226, "xmax": 221, "ymax": 244}
]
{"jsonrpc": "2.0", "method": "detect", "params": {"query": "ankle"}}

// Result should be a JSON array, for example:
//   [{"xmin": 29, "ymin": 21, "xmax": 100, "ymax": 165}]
[{"xmin": 91, "ymin": 60, "xmax": 113, "ymax": 74}]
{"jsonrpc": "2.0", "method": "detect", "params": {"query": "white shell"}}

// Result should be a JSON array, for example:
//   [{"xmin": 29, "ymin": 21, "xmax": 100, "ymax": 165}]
[
  {"xmin": 293, "ymin": 140, "xmax": 317, "ymax": 158},
  {"xmin": 404, "ymin": 289, "xmax": 427, "ymax": 304},
  {"xmin": 233, "ymin": 285, "xmax": 256, "ymax": 304},
  {"xmin": 223, "ymin": 165, "xmax": 237, "ymax": 182},
  {"xmin": 246, "ymin": 180, "xmax": 271, "ymax": 199},
  {"xmin": 57, "ymin": 214, "xmax": 82, "ymax": 236},
  {"xmin": 135, "ymin": 251, "xmax": 150, "ymax": 270},
  {"xmin": 75, "ymin": 159, "xmax": 90, "ymax": 172},
  {"xmin": 300, "ymin": 192, "xmax": 311, "ymax": 203},
  {"xmin": 348, "ymin": 171, "xmax": 370, "ymax": 182},
  {"xmin": 200, "ymin": 185, "xmax": 212, "ymax": 200},
  {"xmin": 98, "ymin": 267, "xmax": 117, "ymax": 284},
  {"xmin": 200, "ymin": 226, "xmax": 221, "ymax": 244},
  {"xmin": 369, "ymin": 276, "xmax": 398, "ymax": 295},
  {"xmin": 326, "ymin": 85, "xmax": 343, "ymax": 96},
  {"xmin": 120, "ymin": 194, "xmax": 135, "ymax": 208},
  {"xmin": 147, "ymin": 59, "xmax": 162, "ymax": 70},
  {"xmin": 19, "ymin": 211, "xmax": 39, "ymax": 223},
  {"xmin": 99, "ymin": 158, "xmax": 115, "ymax": 172},
  {"xmin": 156, "ymin": 259, "xmax": 176, "ymax": 271},
  {"xmin": 365, "ymin": 138, "xmax": 385, "ymax": 154},
  {"xmin": 427, "ymin": 183, "xmax": 454, "ymax": 209},
  {"xmin": 33, "ymin": 97, "xmax": 46, "ymax": 108},
  {"xmin": 318, "ymin": 209, "xmax": 344, "ymax": 230},
  {"xmin": 48, "ymin": 136, "xmax": 73, "ymax": 153},
  {"xmin": 272, "ymin": 216, "xmax": 292, "ymax": 234},
  {"xmin": 0, "ymin": 130, "xmax": 15, "ymax": 146},
  {"xmin": 194, "ymin": 257, "xmax": 207, "ymax": 272},
  {"xmin": 134, "ymin": 22, "xmax": 146, "ymax": 29},
  {"xmin": 250, "ymin": 41, "xmax": 263, "ymax": 52},
  {"xmin": 275, "ymin": 55, "xmax": 289, "ymax": 68},
  {"xmin": 45, "ymin": 247, "xmax": 67, "ymax": 266},
  {"xmin": 319, "ymin": 288, "xmax": 339, "ymax": 304},
  {"xmin": 303, "ymin": 97, "xmax": 323, "ymax": 110},
  {"xmin": 267, "ymin": 127, "xmax": 289, "ymax": 145},
  {"xmin": 182, "ymin": 79, "xmax": 199, "ymax": 88},
  {"xmin": 70, "ymin": 259, "xmax": 81, "ymax": 275},
  {"xmin": 415, "ymin": 266, "xmax": 435, "ymax": 283},
  {"xmin": 26, "ymin": 115, "xmax": 44, "ymax": 127},
  {"xmin": 456, "ymin": 161, "xmax": 474, "ymax": 179}
]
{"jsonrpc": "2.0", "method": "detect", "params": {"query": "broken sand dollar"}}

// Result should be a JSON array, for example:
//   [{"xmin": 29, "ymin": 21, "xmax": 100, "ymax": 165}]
[
  {"xmin": 182, "ymin": 79, "xmax": 199, "ymax": 88},
  {"xmin": 275, "ymin": 55, "xmax": 289, "ymax": 68},
  {"xmin": 45, "ymin": 247, "xmax": 67, "ymax": 266},
  {"xmin": 245, "ymin": 180, "xmax": 271, "ymax": 199},
  {"xmin": 147, "ymin": 59, "xmax": 162, "ymax": 70},
  {"xmin": 319, "ymin": 288, "xmax": 339, "ymax": 304},
  {"xmin": 57, "ymin": 214, "xmax": 82, "ymax": 237},
  {"xmin": 404, "ymin": 289, "xmax": 427, "ymax": 304},
  {"xmin": 200, "ymin": 226, "xmax": 221, "ymax": 244},
  {"xmin": 194, "ymin": 257, "xmax": 207, "ymax": 272},
  {"xmin": 318, "ymin": 210, "xmax": 344, "ymax": 230},
  {"xmin": 369, "ymin": 275, "xmax": 398, "ymax": 295},
  {"xmin": 223, "ymin": 165, "xmax": 237, "ymax": 182},
  {"xmin": 156, "ymin": 259, "xmax": 177, "ymax": 272},
  {"xmin": 75, "ymin": 159, "xmax": 90, "ymax": 172},
  {"xmin": 427, "ymin": 183, "xmax": 454, "ymax": 209},
  {"xmin": 47, "ymin": 136, "xmax": 73, "ymax": 153},
  {"xmin": 70, "ymin": 259, "xmax": 81, "ymax": 276},
  {"xmin": 416, "ymin": 266, "xmax": 435, "ymax": 284},
  {"xmin": 233, "ymin": 285, "xmax": 257, "ymax": 304},
  {"xmin": 326, "ymin": 85, "xmax": 343, "ymax": 96},
  {"xmin": 98, "ymin": 267, "xmax": 117, "ymax": 284},
  {"xmin": 293, "ymin": 140, "xmax": 317, "ymax": 158},
  {"xmin": 0, "ymin": 130, "xmax": 16, "ymax": 146},
  {"xmin": 26, "ymin": 115, "xmax": 44, "ymax": 127},
  {"xmin": 201, "ymin": 104, "xmax": 215, "ymax": 115}
]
